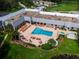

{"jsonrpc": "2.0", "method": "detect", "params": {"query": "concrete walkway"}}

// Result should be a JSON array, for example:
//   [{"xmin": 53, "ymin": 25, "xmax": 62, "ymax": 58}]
[{"xmin": 54, "ymin": 39, "xmax": 58, "ymax": 46}]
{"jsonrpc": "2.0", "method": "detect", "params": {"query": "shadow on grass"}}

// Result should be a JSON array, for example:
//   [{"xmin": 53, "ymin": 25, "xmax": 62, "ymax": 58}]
[
  {"xmin": 51, "ymin": 54, "xmax": 79, "ymax": 59},
  {"xmin": 0, "ymin": 42, "xmax": 11, "ymax": 59}
]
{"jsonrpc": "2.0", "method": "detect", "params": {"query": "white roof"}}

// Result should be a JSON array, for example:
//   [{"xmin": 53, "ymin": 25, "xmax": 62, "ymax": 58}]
[
  {"xmin": 67, "ymin": 31, "xmax": 77, "ymax": 39},
  {"xmin": 0, "ymin": 18, "xmax": 2, "ymax": 21},
  {"xmin": 25, "ymin": 8, "xmax": 39, "ymax": 12},
  {"xmin": 24, "ymin": 8, "xmax": 79, "ymax": 19},
  {"xmin": 40, "ymin": 11, "xmax": 79, "ymax": 18},
  {"xmin": 0, "ymin": 8, "xmax": 79, "ymax": 22},
  {"xmin": 0, "ymin": 9, "xmax": 26, "ymax": 21}
]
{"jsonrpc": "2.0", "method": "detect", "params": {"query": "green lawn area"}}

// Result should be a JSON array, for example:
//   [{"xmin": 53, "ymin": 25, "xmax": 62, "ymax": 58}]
[
  {"xmin": 2, "ymin": 37, "xmax": 79, "ymax": 59},
  {"xmin": 45, "ymin": 2, "xmax": 79, "ymax": 11},
  {"xmin": 55, "ymin": 38, "xmax": 79, "ymax": 55}
]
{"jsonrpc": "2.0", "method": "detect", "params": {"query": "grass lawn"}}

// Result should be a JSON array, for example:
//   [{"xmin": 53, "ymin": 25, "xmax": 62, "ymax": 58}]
[
  {"xmin": 5, "ymin": 44, "xmax": 53, "ymax": 59},
  {"xmin": 54, "ymin": 37, "xmax": 79, "ymax": 55},
  {"xmin": 45, "ymin": 2, "xmax": 79, "ymax": 11},
  {"xmin": 2, "ymin": 37, "xmax": 79, "ymax": 59}
]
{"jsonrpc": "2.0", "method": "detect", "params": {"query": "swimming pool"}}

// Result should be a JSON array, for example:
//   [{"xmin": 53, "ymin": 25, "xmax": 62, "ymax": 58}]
[
  {"xmin": 59, "ymin": 32, "xmax": 65, "ymax": 35},
  {"xmin": 32, "ymin": 27, "xmax": 53, "ymax": 36}
]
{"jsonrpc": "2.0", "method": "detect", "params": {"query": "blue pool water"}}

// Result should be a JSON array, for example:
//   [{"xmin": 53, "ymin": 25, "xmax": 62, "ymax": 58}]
[
  {"xmin": 59, "ymin": 32, "xmax": 65, "ymax": 35},
  {"xmin": 32, "ymin": 27, "xmax": 53, "ymax": 36}
]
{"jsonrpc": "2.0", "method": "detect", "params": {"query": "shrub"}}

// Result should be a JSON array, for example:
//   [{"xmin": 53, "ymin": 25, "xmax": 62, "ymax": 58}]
[
  {"xmin": 48, "ymin": 39, "xmax": 56, "ymax": 46},
  {"xmin": 41, "ymin": 39, "xmax": 56, "ymax": 50},
  {"xmin": 41, "ymin": 43, "xmax": 52, "ymax": 50},
  {"xmin": 27, "ymin": 43, "xmax": 36, "ymax": 47}
]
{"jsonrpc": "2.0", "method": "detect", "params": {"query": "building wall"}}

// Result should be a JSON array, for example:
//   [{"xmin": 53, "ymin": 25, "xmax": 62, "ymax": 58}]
[
  {"xmin": 0, "ymin": 21, "xmax": 3, "ymax": 28},
  {"xmin": 24, "ymin": 16, "xmax": 79, "ymax": 28},
  {"xmin": 12, "ymin": 16, "xmax": 25, "ymax": 29}
]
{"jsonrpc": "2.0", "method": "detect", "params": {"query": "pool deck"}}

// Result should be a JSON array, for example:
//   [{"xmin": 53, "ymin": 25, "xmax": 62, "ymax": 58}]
[{"xmin": 18, "ymin": 24, "xmax": 68, "ymax": 46}]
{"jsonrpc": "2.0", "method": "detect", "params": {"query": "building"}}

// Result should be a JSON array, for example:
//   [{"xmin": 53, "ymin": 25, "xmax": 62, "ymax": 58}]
[
  {"xmin": 0, "ymin": 9, "xmax": 26, "ymax": 29},
  {"xmin": 33, "ymin": 0, "xmax": 53, "ymax": 6},
  {"xmin": 24, "ymin": 9, "xmax": 79, "ymax": 29},
  {"xmin": 0, "ymin": 21, "xmax": 3, "ymax": 29},
  {"xmin": 0, "ymin": 8, "xmax": 79, "ymax": 30}
]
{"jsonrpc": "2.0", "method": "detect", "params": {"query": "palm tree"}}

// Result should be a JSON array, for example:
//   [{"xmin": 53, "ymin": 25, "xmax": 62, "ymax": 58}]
[
  {"xmin": 5, "ymin": 24, "xmax": 14, "ymax": 33},
  {"xmin": 12, "ymin": 30, "xmax": 19, "ymax": 40}
]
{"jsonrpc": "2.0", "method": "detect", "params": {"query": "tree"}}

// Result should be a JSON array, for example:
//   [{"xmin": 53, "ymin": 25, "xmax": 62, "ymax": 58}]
[
  {"xmin": 5, "ymin": 24, "xmax": 14, "ymax": 33},
  {"xmin": 43, "ymin": 0, "xmax": 63, "ymax": 3},
  {"xmin": 12, "ymin": 30, "xmax": 19, "ymax": 40},
  {"xmin": 20, "ymin": 0, "xmax": 34, "ymax": 8},
  {"xmin": 41, "ymin": 39, "xmax": 56, "ymax": 50},
  {"xmin": 0, "ymin": 0, "xmax": 18, "ymax": 11},
  {"xmin": 0, "ymin": 41, "xmax": 11, "ymax": 59}
]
